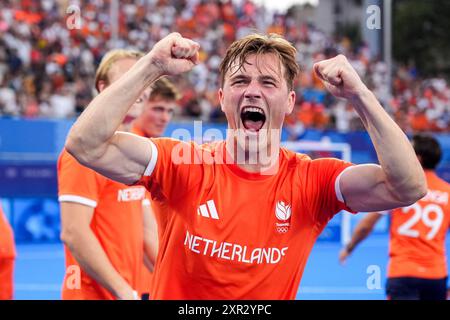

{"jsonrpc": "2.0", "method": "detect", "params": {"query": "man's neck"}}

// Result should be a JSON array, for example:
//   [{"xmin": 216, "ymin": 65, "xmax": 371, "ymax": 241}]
[{"xmin": 225, "ymin": 134, "xmax": 280, "ymax": 174}]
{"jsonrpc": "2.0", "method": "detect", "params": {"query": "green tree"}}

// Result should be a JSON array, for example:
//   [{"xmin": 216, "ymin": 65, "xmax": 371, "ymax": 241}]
[{"xmin": 393, "ymin": 0, "xmax": 450, "ymax": 77}]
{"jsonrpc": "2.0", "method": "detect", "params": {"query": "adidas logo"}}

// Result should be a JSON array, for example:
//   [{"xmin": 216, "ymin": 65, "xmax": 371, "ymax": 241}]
[{"xmin": 197, "ymin": 200, "xmax": 219, "ymax": 220}]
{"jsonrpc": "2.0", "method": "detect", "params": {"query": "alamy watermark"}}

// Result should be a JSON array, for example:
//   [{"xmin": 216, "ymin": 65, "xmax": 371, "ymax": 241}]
[
  {"xmin": 66, "ymin": 5, "xmax": 82, "ymax": 30},
  {"xmin": 65, "ymin": 265, "xmax": 81, "ymax": 290},
  {"xmin": 168, "ymin": 121, "xmax": 282, "ymax": 175},
  {"xmin": 366, "ymin": 264, "xmax": 382, "ymax": 290},
  {"xmin": 366, "ymin": 5, "xmax": 381, "ymax": 30}
]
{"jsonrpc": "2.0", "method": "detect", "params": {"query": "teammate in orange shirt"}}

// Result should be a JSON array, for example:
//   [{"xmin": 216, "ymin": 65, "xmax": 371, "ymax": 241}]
[
  {"xmin": 339, "ymin": 134, "xmax": 450, "ymax": 300},
  {"xmin": 130, "ymin": 77, "xmax": 180, "ymax": 299},
  {"xmin": 58, "ymin": 49, "xmax": 157, "ymax": 300},
  {"xmin": 131, "ymin": 77, "xmax": 179, "ymax": 139},
  {"xmin": 65, "ymin": 33, "xmax": 426, "ymax": 299},
  {"xmin": 0, "ymin": 203, "xmax": 15, "ymax": 300}
]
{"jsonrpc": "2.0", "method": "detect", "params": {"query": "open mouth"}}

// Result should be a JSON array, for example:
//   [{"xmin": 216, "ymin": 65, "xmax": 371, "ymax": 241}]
[{"xmin": 240, "ymin": 106, "xmax": 266, "ymax": 132}]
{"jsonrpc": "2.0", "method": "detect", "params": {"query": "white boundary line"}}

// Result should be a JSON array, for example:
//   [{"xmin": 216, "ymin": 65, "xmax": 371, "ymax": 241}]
[
  {"xmin": 14, "ymin": 284, "xmax": 384, "ymax": 294},
  {"xmin": 15, "ymin": 284, "xmax": 61, "ymax": 292}
]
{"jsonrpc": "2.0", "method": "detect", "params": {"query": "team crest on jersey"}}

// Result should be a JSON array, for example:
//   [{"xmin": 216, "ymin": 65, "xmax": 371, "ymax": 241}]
[{"xmin": 275, "ymin": 201, "xmax": 291, "ymax": 234}]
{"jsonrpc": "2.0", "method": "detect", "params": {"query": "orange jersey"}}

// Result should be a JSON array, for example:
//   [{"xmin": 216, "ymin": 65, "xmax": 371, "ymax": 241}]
[
  {"xmin": 388, "ymin": 171, "xmax": 450, "ymax": 279},
  {"xmin": 57, "ymin": 149, "xmax": 147, "ymax": 299},
  {"xmin": 0, "ymin": 204, "xmax": 16, "ymax": 300},
  {"xmin": 131, "ymin": 124, "xmax": 156, "ymax": 298},
  {"xmin": 137, "ymin": 138, "xmax": 354, "ymax": 299},
  {"xmin": 130, "ymin": 124, "xmax": 146, "ymax": 138},
  {"xmin": 0, "ymin": 205, "xmax": 15, "ymax": 259}
]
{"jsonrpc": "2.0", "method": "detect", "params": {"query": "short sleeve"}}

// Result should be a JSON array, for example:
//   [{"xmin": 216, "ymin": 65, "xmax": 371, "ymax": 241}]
[
  {"xmin": 57, "ymin": 149, "xmax": 104, "ymax": 208},
  {"xmin": 300, "ymin": 157, "xmax": 356, "ymax": 226},
  {"xmin": 135, "ymin": 138, "xmax": 202, "ymax": 205}
]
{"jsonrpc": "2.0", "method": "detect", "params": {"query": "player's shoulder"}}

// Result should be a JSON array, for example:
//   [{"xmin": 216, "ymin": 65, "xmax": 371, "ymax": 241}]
[
  {"xmin": 281, "ymin": 147, "xmax": 311, "ymax": 164},
  {"xmin": 58, "ymin": 148, "xmax": 103, "ymax": 179},
  {"xmin": 151, "ymin": 137, "xmax": 204, "ymax": 153},
  {"xmin": 199, "ymin": 140, "xmax": 225, "ymax": 154},
  {"xmin": 281, "ymin": 147, "xmax": 347, "ymax": 168},
  {"xmin": 58, "ymin": 148, "xmax": 83, "ymax": 169},
  {"xmin": 427, "ymin": 171, "xmax": 450, "ymax": 191},
  {"xmin": 151, "ymin": 137, "xmax": 183, "ymax": 144},
  {"xmin": 150, "ymin": 138, "xmax": 226, "ymax": 167},
  {"xmin": 152, "ymin": 137, "xmax": 223, "ymax": 149}
]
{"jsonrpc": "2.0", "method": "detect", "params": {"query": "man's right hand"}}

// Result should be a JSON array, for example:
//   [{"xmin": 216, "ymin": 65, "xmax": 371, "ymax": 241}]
[
  {"xmin": 148, "ymin": 32, "xmax": 200, "ymax": 77},
  {"xmin": 116, "ymin": 285, "xmax": 140, "ymax": 300},
  {"xmin": 338, "ymin": 247, "xmax": 351, "ymax": 265}
]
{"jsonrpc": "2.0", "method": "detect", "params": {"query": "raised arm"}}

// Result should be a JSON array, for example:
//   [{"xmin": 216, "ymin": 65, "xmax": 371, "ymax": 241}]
[
  {"xmin": 314, "ymin": 55, "xmax": 427, "ymax": 212},
  {"xmin": 65, "ymin": 33, "xmax": 200, "ymax": 184}
]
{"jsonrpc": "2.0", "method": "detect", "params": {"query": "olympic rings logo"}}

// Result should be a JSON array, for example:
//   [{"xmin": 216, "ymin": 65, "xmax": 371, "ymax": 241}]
[{"xmin": 276, "ymin": 227, "xmax": 289, "ymax": 233}]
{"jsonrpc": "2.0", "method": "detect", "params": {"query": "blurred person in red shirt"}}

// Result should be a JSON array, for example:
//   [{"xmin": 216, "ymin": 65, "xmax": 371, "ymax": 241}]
[{"xmin": 0, "ymin": 204, "xmax": 16, "ymax": 300}]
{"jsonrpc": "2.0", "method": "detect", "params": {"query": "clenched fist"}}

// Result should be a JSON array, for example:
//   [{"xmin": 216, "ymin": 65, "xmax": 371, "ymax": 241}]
[
  {"xmin": 313, "ymin": 54, "xmax": 368, "ymax": 100},
  {"xmin": 148, "ymin": 32, "xmax": 200, "ymax": 77}
]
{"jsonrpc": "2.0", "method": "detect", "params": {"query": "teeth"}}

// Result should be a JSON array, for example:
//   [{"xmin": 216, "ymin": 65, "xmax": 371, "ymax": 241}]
[{"xmin": 242, "ymin": 106, "xmax": 264, "ymax": 115}]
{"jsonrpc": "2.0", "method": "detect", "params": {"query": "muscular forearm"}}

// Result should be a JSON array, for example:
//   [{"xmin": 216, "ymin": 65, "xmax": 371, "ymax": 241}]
[
  {"xmin": 66, "ymin": 54, "xmax": 161, "ymax": 162},
  {"xmin": 64, "ymin": 229, "xmax": 135, "ymax": 299},
  {"xmin": 351, "ymin": 88, "xmax": 426, "ymax": 202}
]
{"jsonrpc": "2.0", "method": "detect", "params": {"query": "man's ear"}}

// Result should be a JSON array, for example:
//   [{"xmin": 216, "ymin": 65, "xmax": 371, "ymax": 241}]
[
  {"xmin": 218, "ymin": 88, "xmax": 225, "ymax": 112},
  {"xmin": 97, "ymin": 80, "xmax": 107, "ymax": 92},
  {"xmin": 286, "ymin": 90, "xmax": 296, "ymax": 115}
]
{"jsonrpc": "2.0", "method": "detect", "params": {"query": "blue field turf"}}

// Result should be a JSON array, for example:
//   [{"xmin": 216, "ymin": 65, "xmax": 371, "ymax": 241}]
[{"xmin": 13, "ymin": 234, "xmax": 450, "ymax": 300}]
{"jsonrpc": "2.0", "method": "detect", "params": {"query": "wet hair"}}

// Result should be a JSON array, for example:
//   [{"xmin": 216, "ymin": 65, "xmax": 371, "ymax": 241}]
[{"xmin": 219, "ymin": 33, "xmax": 300, "ymax": 91}]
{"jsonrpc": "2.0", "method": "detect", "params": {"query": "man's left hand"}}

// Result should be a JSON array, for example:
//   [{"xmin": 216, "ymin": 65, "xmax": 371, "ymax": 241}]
[{"xmin": 313, "ymin": 54, "xmax": 368, "ymax": 100}]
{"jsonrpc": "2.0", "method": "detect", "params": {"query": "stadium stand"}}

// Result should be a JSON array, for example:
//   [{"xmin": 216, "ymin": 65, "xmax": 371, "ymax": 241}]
[{"xmin": 0, "ymin": 0, "xmax": 449, "ymax": 133}]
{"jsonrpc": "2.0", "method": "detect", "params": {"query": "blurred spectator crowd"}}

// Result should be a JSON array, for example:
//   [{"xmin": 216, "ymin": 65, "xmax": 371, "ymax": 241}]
[{"xmin": 0, "ymin": 0, "xmax": 449, "ymax": 134}]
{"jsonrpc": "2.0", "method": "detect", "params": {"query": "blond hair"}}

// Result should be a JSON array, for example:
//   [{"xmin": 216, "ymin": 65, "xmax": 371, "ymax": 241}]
[
  {"xmin": 219, "ymin": 33, "xmax": 300, "ymax": 91},
  {"xmin": 94, "ymin": 49, "xmax": 144, "ymax": 92}
]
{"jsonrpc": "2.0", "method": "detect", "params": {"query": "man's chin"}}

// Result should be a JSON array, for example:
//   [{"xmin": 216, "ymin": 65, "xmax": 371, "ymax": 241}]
[{"xmin": 238, "ymin": 126, "xmax": 272, "ymax": 138}]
